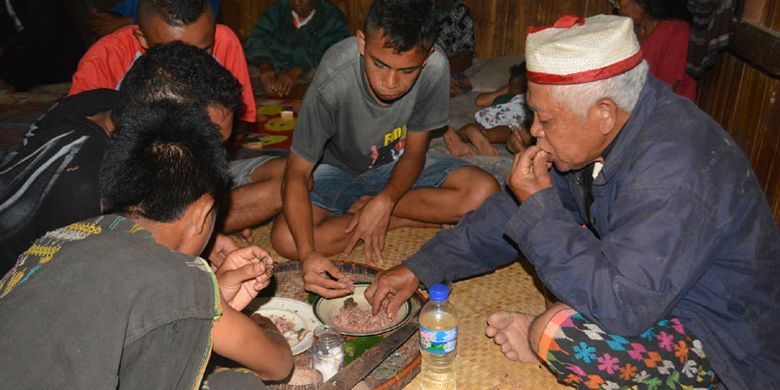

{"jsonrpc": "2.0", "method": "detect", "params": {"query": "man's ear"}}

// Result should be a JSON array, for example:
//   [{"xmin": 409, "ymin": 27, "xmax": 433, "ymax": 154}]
[
  {"xmin": 356, "ymin": 30, "xmax": 366, "ymax": 56},
  {"xmin": 420, "ymin": 46, "xmax": 435, "ymax": 68},
  {"xmin": 133, "ymin": 28, "xmax": 150, "ymax": 50},
  {"xmin": 188, "ymin": 195, "xmax": 215, "ymax": 236},
  {"xmin": 595, "ymin": 98, "xmax": 619, "ymax": 136}
]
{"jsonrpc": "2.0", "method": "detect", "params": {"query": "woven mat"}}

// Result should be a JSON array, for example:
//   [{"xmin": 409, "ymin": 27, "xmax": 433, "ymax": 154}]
[{"xmin": 250, "ymin": 224, "xmax": 568, "ymax": 389}]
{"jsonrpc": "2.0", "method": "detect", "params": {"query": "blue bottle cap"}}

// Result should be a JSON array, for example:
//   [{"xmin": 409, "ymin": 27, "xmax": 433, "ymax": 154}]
[{"xmin": 429, "ymin": 283, "xmax": 450, "ymax": 301}]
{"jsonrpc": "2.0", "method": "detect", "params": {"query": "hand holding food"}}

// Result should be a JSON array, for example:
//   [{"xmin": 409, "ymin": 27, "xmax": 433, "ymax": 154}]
[
  {"xmin": 507, "ymin": 145, "xmax": 553, "ymax": 202},
  {"xmin": 365, "ymin": 265, "xmax": 419, "ymax": 317},
  {"xmin": 301, "ymin": 253, "xmax": 353, "ymax": 298},
  {"xmin": 216, "ymin": 245, "xmax": 275, "ymax": 310}
]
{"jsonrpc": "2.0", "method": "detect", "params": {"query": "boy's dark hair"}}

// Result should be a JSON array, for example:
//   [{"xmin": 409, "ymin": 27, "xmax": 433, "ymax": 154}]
[
  {"xmin": 114, "ymin": 41, "xmax": 243, "ymax": 120},
  {"xmin": 364, "ymin": 0, "xmax": 438, "ymax": 53},
  {"xmin": 100, "ymin": 100, "xmax": 229, "ymax": 222},
  {"xmin": 138, "ymin": 0, "xmax": 211, "ymax": 27}
]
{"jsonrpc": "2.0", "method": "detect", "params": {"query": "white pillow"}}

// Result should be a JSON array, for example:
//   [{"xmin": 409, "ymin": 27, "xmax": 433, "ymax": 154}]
[{"xmin": 464, "ymin": 55, "xmax": 525, "ymax": 93}]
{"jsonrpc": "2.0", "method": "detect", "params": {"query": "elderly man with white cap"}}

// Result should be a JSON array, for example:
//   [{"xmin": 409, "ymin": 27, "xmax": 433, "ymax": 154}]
[{"xmin": 366, "ymin": 14, "xmax": 780, "ymax": 389}]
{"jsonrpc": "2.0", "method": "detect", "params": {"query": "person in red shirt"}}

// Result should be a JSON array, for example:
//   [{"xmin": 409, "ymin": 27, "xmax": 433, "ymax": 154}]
[
  {"xmin": 70, "ymin": 0, "xmax": 286, "ymax": 238},
  {"xmin": 614, "ymin": 0, "xmax": 697, "ymax": 101},
  {"xmin": 69, "ymin": 0, "xmax": 256, "ymax": 124}
]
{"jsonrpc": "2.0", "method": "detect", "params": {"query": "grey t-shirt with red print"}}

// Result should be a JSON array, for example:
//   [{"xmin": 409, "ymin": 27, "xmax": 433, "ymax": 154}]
[{"xmin": 291, "ymin": 37, "xmax": 449, "ymax": 175}]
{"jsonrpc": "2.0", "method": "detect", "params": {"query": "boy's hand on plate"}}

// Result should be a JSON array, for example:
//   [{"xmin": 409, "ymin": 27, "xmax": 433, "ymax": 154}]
[{"xmin": 301, "ymin": 253, "xmax": 353, "ymax": 298}]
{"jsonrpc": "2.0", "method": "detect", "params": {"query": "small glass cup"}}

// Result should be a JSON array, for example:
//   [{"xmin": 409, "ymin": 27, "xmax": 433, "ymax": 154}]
[{"xmin": 311, "ymin": 325, "xmax": 344, "ymax": 381}]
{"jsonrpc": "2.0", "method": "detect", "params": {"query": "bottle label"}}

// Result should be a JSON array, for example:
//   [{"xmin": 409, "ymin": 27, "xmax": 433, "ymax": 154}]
[{"xmin": 419, "ymin": 324, "xmax": 457, "ymax": 354}]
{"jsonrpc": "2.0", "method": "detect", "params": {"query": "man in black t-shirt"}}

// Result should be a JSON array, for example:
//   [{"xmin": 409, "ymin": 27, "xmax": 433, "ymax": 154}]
[{"xmin": 0, "ymin": 89, "xmax": 114, "ymax": 270}]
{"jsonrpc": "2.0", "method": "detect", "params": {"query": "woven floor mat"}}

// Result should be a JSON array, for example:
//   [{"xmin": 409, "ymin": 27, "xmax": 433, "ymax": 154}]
[{"xmin": 250, "ymin": 223, "xmax": 568, "ymax": 389}]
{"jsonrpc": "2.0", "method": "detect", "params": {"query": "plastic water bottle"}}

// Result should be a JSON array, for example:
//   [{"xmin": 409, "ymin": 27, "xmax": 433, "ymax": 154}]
[{"xmin": 419, "ymin": 283, "xmax": 457, "ymax": 389}]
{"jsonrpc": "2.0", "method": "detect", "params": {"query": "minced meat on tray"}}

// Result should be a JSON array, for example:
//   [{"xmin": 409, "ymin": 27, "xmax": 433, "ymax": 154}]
[
  {"xmin": 332, "ymin": 297, "xmax": 393, "ymax": 333},
  {"xmin": 269, "ymin": 314, "xmax": 305, "ymax": 345}
]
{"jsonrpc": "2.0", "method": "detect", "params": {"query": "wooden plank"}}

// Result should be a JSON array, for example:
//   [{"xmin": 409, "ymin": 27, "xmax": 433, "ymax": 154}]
[
  {"xmin": 757, "ymin": 79, "xmax": 780, "ymax": 219},
  {"xmin": 501, "ymin": 0, "xmax": 525, "ymax": 56},
  {"xmin": 221, "ymin": 0, "xmax": 274, "ymax": 40},
  {"xmin": 737, "ymin": 67, "xmax": 766, "ymax": 168},
  {"xmin": 699, "ymin": 50, "xmax": 780, "ymax": 224},
  {"xmin": 729, "ymin": 21, "xmax": 780, "ymax": 78},
  {"xmin": 584, "ymin": 0, "xmax": 615, "ymax": 16},
  {"xmin": 320, "ymin": 318, "xmax": 419, "ymax": 389},
  {"xmin": 222, "ymin": 0, "xmax": 614, "ymax": 58},
  {"xmin": 767, "ymin": 0, "xmax": 780, "ymax": 31},
  {"xmin": 743, "ymin": 0, "xmax": 768, "ymax": 24},
  {"xmin": 465, "ymin": 0, "xmax": 501, "ymax": 58},
  {"xmin": 462, "ymin": 0, "xmax": 612, "ymax": 58},
  {"xmin": 346, "ymin": 0, "xmax": 370, "ymax": 35}
]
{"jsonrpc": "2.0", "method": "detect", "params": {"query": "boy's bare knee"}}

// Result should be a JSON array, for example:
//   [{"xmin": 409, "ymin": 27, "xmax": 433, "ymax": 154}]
[
  {"xmin": 270, "ymin": 216, "xmax": 296, "ymax": 259},
  {"xmin": 458, "ymin": 168, "xmax": 500, "ymax": 207},
  {"xmin": 249, "ymin": 157, "xmax": 286, "ymax": 183},
  {"xmin": 528, "ymin": 302, "xmax": 572, "ymax": 356}
]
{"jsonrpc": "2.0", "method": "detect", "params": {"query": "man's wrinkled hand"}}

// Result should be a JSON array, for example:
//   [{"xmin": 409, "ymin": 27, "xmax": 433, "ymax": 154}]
[
  {"xmin": 301, "ymin": 253, "xmax": 353, "ymax": 298},
  {"xmin": 343, "ymin": 194, "xmax": 394, "ymax": 265},
  {"xmin": 507, "ymin": 145, "xmax": 553, "ymax": 202},
  {"xmin": 216, "ymin": 246, "xmax": 275, "ymax": 311},
  {"xmin": 364, "ymin": 265, "xmax": 419, "ymax": 316}
]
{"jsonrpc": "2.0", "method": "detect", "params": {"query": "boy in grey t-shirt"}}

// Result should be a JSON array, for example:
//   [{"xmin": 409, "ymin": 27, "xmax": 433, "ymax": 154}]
[{"xmin": 271, "ymin": 0, "xmax": 499, "ymax": 297}]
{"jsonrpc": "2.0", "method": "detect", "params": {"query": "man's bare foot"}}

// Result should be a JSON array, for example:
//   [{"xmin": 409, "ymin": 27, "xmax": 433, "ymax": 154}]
[
  {"xmin": 465, "ymin": 126, "xmax": 499, "ymax": 156},
  {"xmin": 485, "ymin": 310, "xmax": 540, "ymax": 363},
  {"xmin": 443, "ymin": 127, "xmax": 475, "ymax": 157},
  {"xmin": 240, "ymin": 228, "xmax": 253, "ymax": 244}
]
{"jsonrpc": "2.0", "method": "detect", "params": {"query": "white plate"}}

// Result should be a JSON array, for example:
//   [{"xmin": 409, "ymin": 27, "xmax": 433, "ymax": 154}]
[
  {"xmin": 253, "ymin": 297, "xmax": 321, "ymax": 355},
  {"xmin": 312, "ymin": 283, "xmax": 412, "ymax": 336}
]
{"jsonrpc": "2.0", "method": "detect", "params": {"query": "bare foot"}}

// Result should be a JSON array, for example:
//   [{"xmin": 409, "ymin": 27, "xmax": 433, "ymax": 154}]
[
  {"xmin": 239, "ymin": 228, "xmax": 253, "ymax": 244},
  {"xmin": 507, "ymin": 126, "xmax": 533, "ymax": 154},
  {"xmin": 485, "ymin": 310, "xmax": 540, "ymax": 363},
  {"xmin": 443, "ymin": 127, "xmax": 475, "ymax": 157},
  {"xmin": 465, "ymin": 126, "xmax": 499, "ymax": 156}
]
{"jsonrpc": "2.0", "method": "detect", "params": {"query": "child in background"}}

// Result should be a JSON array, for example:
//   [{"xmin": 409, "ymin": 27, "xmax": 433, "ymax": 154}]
[{"xmin": 444, "ymin": 62, "xmax": 532, "ymax": 157}]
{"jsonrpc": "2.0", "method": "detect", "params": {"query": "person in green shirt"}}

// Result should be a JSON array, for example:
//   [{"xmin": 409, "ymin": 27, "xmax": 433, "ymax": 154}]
[{"xmin": 244, "ymin": 0, "xmax": 350, "ymax": 97}]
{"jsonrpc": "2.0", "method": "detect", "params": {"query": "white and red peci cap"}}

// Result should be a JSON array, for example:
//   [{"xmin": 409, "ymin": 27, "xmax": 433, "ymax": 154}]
[{"xmin": 525, "ymin": 14, "xmax": 642, "ymax": 85}]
